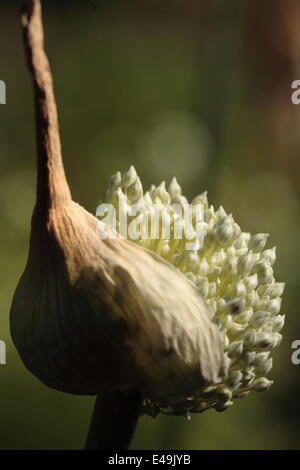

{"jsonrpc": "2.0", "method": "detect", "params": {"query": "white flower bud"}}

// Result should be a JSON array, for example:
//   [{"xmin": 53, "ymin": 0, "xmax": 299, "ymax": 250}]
[
  {"xmin": 168, "ymin": 177, "xmax": 182, "ymax": 198},
  {"xmin": 215, "ymin": 206, "xmax": 227, "ymax": 220},
  {"xmin": 248, "ymin": 233, "xmax": 269, "ymax": 252},
  {"xmin": 122, "ymin": 165, "xmax": 137, "ymax": 188},
  {"xmin": 150, "ymin": 185, "xmax": 157, "ymax": 201},
  {"xmin": 257, "ymin": 283, "xmax": 285, "ymax": 298},
  {"xmin": 222, "ymin": 257, "xmax": 237, "ymax": 279},
  {"xmin": 256, "ymin": 358, "xmax": 273, "ymax": 375},
  {"xmin": 255, "ymin": 333, "xmax": 276, "ymax": 349},
  {"xmin": 234, "ymin": 232, "xmax": 251, "ymax": 249},
  {"xmin": 246, "ymin": 289, "xmax": 259, "ymax": 306},
  {"xmin": 232, "ymin": 222, "xmax": 241, "ymax": 239},
  {"xmin": 227, "ymin": 370, "xmax": 243, "ymax": 388},
  {"xmin": 265, "ymin": 298, "xmax": 282, "ymax": 315},
  {"xmin": 239, "ymin": 351, "xmax": 256, "ymax": 366},
  {"xmin": 215, "ymin": 216, "xmax": 234, "ymax": 244},
  {"xmin": 262, "ymin": 320, "xmax": 273, "ymax": 333},
  {"xmin": 244, "ymin": 274, "xmax": 258, "ymax": 291},
  {"xmin": 127, "ymin": 177, "xmax": 143, "ymax": 201},
  {"xmin": 271, "ymin": 283, "xmax": 285, "ymax": 297},
  {"xmin": 151, "ymin": 185, "xmax": 162, "ymax": 201},
  {"xmin": 157, "ymin": 181, "xmax": 171, "ymax": 204},
  {"xmin": 252, "ymin": 377, "xmax": 273, "ymax": 392},
  {"xmin": 273, "ymin": 333, "xmax": 282, "ymax": 348},
  {"xmin": 227, "ymin": 340, "xmax": 243, "ymax": 358},
  {"xmin": 237, "ymin": 252, "xmax": 254, "ymax": 274},
  {"xmin": 204, "ymin": 206, "xmax": 216, "ymax": 222},
  {"xmin": 109, "ymin": 171, "xmax": 122, "ymax": 190},
  {"xmin": 252, "ymin": 261, "xmax": 274, "ymax": 284},
  {"xmin": 221, "ymin": 332, "xmax": 230, "ymax": 350},
  {"xmin": 222, "ymin": 314, "xmax": 233, "ymax": 330},
  {"xmin": 237, "ymin": 309, "xmax": 253, "ymax": 324},
  {"xmin": 253, "ymin": 352, "xmax": 269, "ymax": 367},
  {"xmin": 231, "ymin": 281, "xmax": 247, "ymax": 298},
  {"xmin": 144, "ymin": 191, "xmax": 152, "ymax": 204},
  {"xmin": 206, "ymin": 218, "xmax": 215, "ymax": 232},
  {"xmin": 272, "ymin": 314, "xmax": 285, "ymax": 332},
  {"xmin": 192, "ymin": 191, "xmax": 208, "ymax": 207},
  {"xmin": 250, "ymin": 311, "xmax": 270, "ymax": 328},
  {"xmin": 110, "ymin": 188, "xmax": 126, "ymax": 207},
  {"xmin": 228, "ymin": 322, "xmax": 246, "ymax": 337},
  {"xmin": 217, "ymin": 297, "xmax": 227, "ymax": 312},
  {"xmin": 243, "ymin": 329, "xmax": 257, "ymax": 348},
  {"xmin": 261, "ymin": 247, "xmax": 276, "ymax": 266},
  {"xmin": 242, "ymin": 370, "xmax": 255, "ymax": 385}
]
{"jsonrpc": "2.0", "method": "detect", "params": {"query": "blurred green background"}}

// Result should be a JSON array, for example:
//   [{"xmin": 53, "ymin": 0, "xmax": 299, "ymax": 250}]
[{"xmin": 1, "ymin": 0, "xmax": 300, "ymax": 449}]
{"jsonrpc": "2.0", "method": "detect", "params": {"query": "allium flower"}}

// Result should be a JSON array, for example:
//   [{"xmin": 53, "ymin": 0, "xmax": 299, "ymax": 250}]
[{"xmin": 99, "ymin": 166, "xmax": 285, "ymax": 417}]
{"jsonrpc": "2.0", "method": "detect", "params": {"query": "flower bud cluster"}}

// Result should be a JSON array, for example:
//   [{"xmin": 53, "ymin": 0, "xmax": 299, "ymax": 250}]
[{"xmin": 101, "ymin": 167, "xmax": 285, "ymax": 417}]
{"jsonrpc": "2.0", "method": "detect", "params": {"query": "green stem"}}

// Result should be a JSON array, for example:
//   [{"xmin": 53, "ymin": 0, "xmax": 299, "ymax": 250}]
[{"xmin": 85, "ymin": 389, "xmax": 143, "ymax": 450}]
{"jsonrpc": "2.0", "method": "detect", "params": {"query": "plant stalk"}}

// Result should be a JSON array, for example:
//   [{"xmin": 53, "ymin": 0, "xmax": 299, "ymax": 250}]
[
  {"xmin": 21, "ymin": 0, "xmax": 71, "ymax": 215},
  {"xmin": 85, "ymin": 390, "xmax": 143, "ymax": 450}
]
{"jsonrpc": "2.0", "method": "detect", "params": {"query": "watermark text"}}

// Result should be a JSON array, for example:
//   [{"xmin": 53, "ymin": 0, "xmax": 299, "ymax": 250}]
[
  {"xmin": 0, "ymin": 340, "xmax": 6, "ymax": 365},
  {"xmin": 0, "ymin": 80, "xmax": 6, "ymax": 104}
]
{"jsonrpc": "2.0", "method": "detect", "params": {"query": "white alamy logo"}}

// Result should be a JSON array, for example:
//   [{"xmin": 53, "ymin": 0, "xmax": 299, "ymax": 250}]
[
  {"xmin": 0, "ymin": 340, "xmax": 6, "ymax": 365},
  {"xmin": 0, "ymin": 80, "xmax": 6, "ymax": 104},
  {"xmin": 96, "ymin": 198, "xmax": 205, "ymax": 251},
  {"xmin": 291, "ymin": 340, "xmax": 300, "ymax": 365}
]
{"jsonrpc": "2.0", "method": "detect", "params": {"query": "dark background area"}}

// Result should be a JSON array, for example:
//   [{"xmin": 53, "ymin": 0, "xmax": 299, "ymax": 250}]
[{"xmin": 0, "ymin": 0, "xmax": 300, "ymax": 449}]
